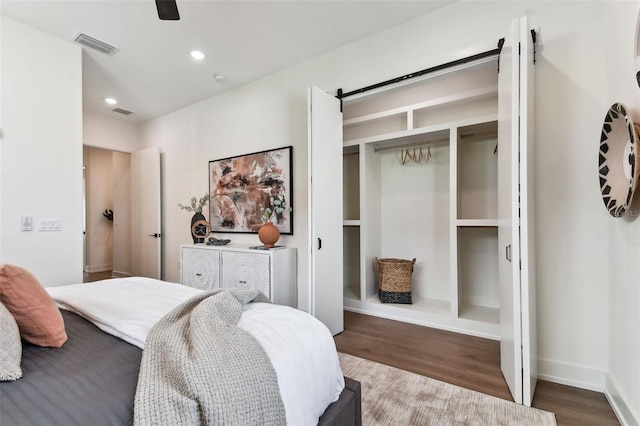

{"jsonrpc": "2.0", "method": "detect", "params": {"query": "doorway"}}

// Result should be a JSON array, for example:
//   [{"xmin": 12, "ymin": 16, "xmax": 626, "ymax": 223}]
[{"xmin": 82, "ymin": 146, "xmax": 131, "ymax": 281}]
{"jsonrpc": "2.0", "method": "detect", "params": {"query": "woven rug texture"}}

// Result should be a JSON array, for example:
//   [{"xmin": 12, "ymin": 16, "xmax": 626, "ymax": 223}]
[{"xmin": 338, "ymin": 352, "xmax": 557, "ymax": 426}]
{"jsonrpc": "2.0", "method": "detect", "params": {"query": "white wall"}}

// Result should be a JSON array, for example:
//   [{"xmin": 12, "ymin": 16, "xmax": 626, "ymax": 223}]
[
  {"xmin": 83, "ymin": 110, "xmax": 140, "ymax": 153},
  {"xmin": 0, "ymin": 16, "xmax": 4, "ymax": 261},
  {"xmin": 138, "ymin": 1, "xmax": 640, "ymax": 411},
  {"xmin": 0, "ymin": 16, "xmax": 83, "ymax": 286},
  {"xmin": 603, "ymin": 3, "xmax": 640, "ymax": 424},
  {"xmin": 138, "ymin": 108, "xmax": 198, "ymax": 281},
  {"xmin": 523, "ymin": 3, "xmax": 610, "ymax": 391},
  {"xmin": 139, "ymin": 79, "xmax": 313, "ymax": 287}
]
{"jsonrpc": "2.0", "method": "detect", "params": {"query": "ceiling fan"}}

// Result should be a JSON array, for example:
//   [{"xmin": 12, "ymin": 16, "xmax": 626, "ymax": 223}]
[{"xmin": 155, "ymin": 0, "xmax": 180, "ymax": 20}]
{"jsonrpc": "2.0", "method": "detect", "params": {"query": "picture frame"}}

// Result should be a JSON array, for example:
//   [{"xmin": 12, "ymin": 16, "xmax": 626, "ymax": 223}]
[{"xmin": 209, "ymin": 146, "xmax": 293, "ymax": 234}]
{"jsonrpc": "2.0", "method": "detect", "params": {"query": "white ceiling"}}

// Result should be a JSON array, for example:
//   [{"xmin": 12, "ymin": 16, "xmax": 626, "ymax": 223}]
[{"xmin": 1, "ymin": 0, "xmax": 454, "ymax": 124}]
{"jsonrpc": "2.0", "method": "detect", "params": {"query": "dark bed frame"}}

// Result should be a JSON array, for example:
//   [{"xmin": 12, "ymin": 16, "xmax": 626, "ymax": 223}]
[{"xmin": 0, "ymin": 310, "xmax": 361, "ymax": 426}]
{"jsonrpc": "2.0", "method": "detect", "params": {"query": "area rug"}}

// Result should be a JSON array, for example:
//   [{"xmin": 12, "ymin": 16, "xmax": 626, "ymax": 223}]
[{"xmin": 338, "ymin": 352, "xmax": 557, "ymax": 426}]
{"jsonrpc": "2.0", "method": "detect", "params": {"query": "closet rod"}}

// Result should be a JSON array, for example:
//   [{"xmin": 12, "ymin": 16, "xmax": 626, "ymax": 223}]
[
  {"xmin": 373, "ymin": 128, "xmax": 498, "ymax": 154},
  {"xmin": 337, "ymin": 46, "xmax": 501, "ymax": 100},
  {"xmin": 374, "ymin": 138, "xmax": 448, "ymax": 153},
  {"xmin": 460, "ymin": 129, "xmax": 497, "ymax": 140}
]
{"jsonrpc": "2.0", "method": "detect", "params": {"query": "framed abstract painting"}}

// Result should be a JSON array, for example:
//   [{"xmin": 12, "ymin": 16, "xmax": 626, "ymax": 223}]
[{"xmin": 209, "ymin": 146, "xmax": 293, "ymax": 234}]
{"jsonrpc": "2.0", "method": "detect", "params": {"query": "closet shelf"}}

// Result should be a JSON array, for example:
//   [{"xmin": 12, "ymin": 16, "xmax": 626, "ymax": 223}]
[
  {"xmin": 344, "ymin": 113, "xmax": 498, "ymax": 148},
  {"xmin": 345, "ymin": 124, "xmax": 449, "ymax": 148},
  {"xmin": 343, "ymin": 145, "xmax": 359, "ymax": 155},
  {"xmin": 364, "ymin": 294, "xmax": 452, "ymax": 316},
  {"xmin": 344, "ymin": 285, "xmax": 359, "ymax": 301},
  {"xmin": 343, "ymin": 85, "xmax": 498, "ymax": 128},
  {"xmin": 373, "ymin": 125, "xmax": 498, "ymax": 154},
  {"xmin": 374, "ymin": 137, "xmax": 448, "ymax": 153},
  {"xmin": 458, "ymin": 304, "xmax": 499, "ymax": 324},
  {"xmin": 456, "ymin": 219, "xmax": 498, "ymax": 227}
]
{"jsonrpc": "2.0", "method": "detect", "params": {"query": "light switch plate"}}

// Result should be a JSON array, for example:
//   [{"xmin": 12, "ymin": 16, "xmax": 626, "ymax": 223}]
[
  {"xmin": 21, "ymin": 216, "xmax": 32, "ymax": 231},
  {"xmin": 39, "ymin": 218, "xmax": 62, "ymax": 231}
]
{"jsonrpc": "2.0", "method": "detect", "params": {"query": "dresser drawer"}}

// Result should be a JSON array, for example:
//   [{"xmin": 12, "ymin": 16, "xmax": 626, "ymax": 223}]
[
  {"xmin": 221, "ymin": 251, "xmax": 270, "ymax": 296},
  {"xmin": 180, "ymin": 244, "xmax": 296, "ymax": 307},
  {"xmin": 181, "ymin": 247, "xmax": 221, "ymax": 290}
]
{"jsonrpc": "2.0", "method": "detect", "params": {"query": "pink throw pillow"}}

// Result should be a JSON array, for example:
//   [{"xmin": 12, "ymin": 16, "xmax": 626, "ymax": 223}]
[{"xmin": 0, "ymin": 264, "xmax": 67, "ymax": 347}]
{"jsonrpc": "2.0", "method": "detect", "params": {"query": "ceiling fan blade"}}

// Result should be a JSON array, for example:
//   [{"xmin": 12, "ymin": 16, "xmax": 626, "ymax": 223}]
[{"xmin": 155, "ymin": 0, "xmax": 180, "ymax": 20}]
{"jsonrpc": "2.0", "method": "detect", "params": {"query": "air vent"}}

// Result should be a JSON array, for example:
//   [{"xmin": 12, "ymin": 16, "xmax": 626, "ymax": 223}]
[
  {"xmin": 73, "ymin": 32, "xmax": 119, "ymax": 55},
  {"xmin": 112, "ymin": 108, "xmax": 133, "ymax": 115}
]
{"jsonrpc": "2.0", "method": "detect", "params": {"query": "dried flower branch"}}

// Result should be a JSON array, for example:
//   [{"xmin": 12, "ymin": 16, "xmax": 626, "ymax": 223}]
[{"xmin": 178, "ymin": 193, "xmax": 209, "ymax": 213}]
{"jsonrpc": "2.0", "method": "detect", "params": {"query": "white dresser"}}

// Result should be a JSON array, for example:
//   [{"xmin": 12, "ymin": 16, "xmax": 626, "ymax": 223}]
[{"xmin": 180, "ymin": 244, "xmax": 297, "ymax": 308}]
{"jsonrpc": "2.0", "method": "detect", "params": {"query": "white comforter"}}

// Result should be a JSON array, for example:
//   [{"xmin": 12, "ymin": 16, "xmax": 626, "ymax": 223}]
[{"xmin": 46, "ymin": 277, "xmax": 344, "ymax": 426}]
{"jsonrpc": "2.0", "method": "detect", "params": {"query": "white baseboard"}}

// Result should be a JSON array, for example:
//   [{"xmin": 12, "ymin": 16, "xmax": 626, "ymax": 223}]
[
  {"xmin": 84, "ymin": 264, "xmax": 113, "ymax": 273},
  {"xmin": 605, "ymin": 374, "xmax": 640, "ymax": 426},
  {"xmin": 537, "ymin": 357, "xmax": 604, "ymax": 392},
  {"xmin": 111, "ymin": 270, "xmax": 130, "ymax": 278}
]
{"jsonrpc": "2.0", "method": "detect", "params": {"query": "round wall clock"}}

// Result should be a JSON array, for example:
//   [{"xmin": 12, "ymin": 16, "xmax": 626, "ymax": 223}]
[
  {"xmin": 599, "ymin": 102, "xmax": 640, "ymax": 217},
  {"xmin": 191, "ymin": 219, "xmax": 211, "ymax": 242}
]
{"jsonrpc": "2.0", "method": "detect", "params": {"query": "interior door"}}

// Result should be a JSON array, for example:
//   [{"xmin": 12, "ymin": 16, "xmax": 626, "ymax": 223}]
[
  {"xmin": 131, "ymin": 146, "xmax": 161, "ymax": 279},
  {"xmin": 518, "ymin": 15, "xmax": 537, "ymax": 406},
  {"xmin": 498, "ymin": 16, "xmax": 536, "ymax": 406},
  {"xmin": 308, "ymin": 86, "xmax": 344, "ymax": 336},
  {"xmin": 497, "ymin": 17, "xmax": 520, "ymax": 404}
]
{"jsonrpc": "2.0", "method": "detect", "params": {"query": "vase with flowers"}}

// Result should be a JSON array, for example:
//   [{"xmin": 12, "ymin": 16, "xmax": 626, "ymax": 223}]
[
  {"xmin": 258, "ymin": 192, "xmax": 288, "ymax": 248},
  {"xmin": 178, "ymin": 193, "xmax": 209, "ymax": 243}
]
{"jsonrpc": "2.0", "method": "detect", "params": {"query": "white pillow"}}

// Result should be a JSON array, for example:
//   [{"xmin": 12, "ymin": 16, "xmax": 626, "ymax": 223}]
[{"xmin": 0, "ymin": 300, "xmax": 23, "ymax": 381}]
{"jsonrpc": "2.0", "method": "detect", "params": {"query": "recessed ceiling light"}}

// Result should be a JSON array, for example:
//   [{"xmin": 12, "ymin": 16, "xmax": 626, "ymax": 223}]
[
  {"xmin": 191, "ymin": 50, "xmax": 205, "ymax": 60},
  {"xmin": 105, "ymin": 97, "xmax": 117, "ymax": 105}
]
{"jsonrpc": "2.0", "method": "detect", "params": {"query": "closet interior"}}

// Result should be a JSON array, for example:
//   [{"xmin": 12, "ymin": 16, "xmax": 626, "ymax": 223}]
[{"xmin": 341, "ymin": 57, "xmax": 502, "ymax": 338}]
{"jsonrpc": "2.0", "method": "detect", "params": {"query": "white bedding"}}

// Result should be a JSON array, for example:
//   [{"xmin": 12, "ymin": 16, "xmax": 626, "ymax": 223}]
[{"xmin": 46, "ymin": 277, "xmax": 344, "ymax": 426}]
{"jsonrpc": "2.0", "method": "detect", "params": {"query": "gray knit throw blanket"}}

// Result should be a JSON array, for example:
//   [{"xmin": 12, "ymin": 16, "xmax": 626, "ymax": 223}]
[{"xmin": 133, "ymin": 288, "xmax": 287, "ymax": 426}]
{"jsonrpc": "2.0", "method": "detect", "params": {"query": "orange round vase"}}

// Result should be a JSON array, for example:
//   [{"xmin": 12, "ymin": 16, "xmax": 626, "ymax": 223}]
[{"xmin": 258, "ymin": 222, "xmax": 280, "ymax": 248}]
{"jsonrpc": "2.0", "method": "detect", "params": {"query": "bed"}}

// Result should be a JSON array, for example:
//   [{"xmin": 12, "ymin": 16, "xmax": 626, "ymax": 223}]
[{"xmin": 0, "ymin": 274, "xmax": 361, "ymax": 426}]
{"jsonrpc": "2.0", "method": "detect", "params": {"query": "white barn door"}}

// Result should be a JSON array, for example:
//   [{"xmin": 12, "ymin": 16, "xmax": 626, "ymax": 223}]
[
  {"xmin": 498, "ymin": 16, "xmax": 536, "ymax": 406},
  {"xmin": 308, "ymin": 87, "xmax": 344, "ymax": 336}
]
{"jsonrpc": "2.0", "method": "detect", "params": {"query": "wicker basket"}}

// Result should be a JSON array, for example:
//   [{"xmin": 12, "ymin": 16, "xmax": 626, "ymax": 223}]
[{"xmin": 375, "ymin": 257, "xmax": 416, "ymax": 304}]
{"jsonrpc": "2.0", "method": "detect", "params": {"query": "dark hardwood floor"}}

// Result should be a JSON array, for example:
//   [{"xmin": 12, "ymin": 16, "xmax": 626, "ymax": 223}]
[
  {"xmin": 83, "ymin": 270, "xmax": 113, "ymax": 283},
  {"xmin": 334, "ymin": 311, "xmax": 620, "ymax": 426}
]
